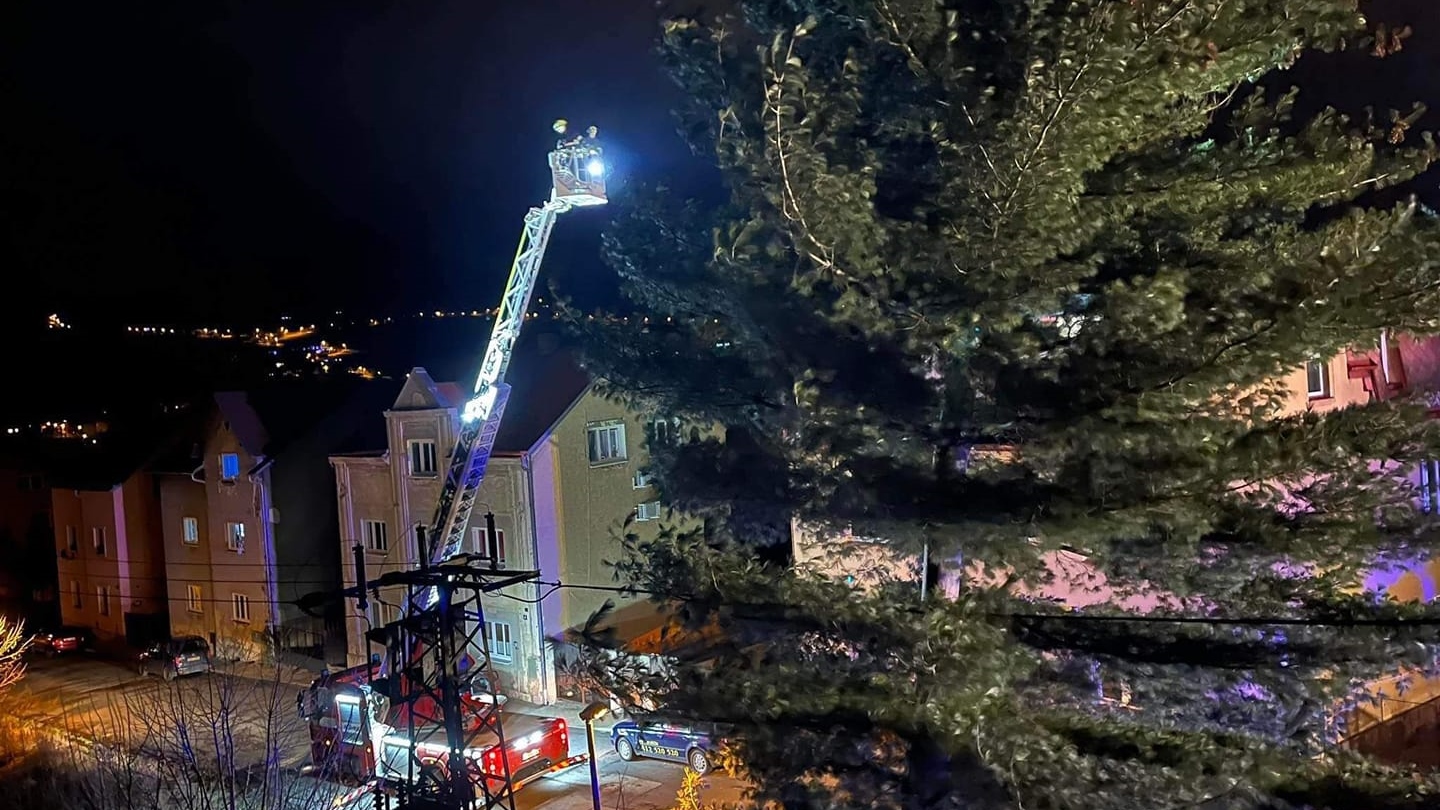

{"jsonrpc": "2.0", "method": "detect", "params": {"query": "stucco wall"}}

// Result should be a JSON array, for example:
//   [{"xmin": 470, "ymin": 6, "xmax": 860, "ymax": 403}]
[
  {"xmin": 159, "ymin": 473, "xmax": 214, "ymax": 642},
  {"xmin": 117, "ymin": 473, "xmax": 166, "ymax": 616},
  {"xmin": 50, "ymin": 475, "xmax": 165, "ymax": 642},
  {"xmin": 333, "ymin": 393, "xmax": 551, "ymax": 701},
  {"xmin": 547, "ymin": 387, "xmax": 673, "ymax": 634},
  {"xmin": 203, "ymin": 422, "xmax": 269, "ymax": 661}
]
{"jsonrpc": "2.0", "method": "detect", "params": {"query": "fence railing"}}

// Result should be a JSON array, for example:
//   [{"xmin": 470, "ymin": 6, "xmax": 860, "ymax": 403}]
[{"xmin": 1337, "ymin": 693, "xmax": 1440, "ymax": 769}]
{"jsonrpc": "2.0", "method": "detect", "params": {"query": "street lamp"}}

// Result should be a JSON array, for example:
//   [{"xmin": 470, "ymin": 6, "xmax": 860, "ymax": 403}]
[{"xmin": 580, "ymin": 701, "xmax": 611, "ymax": 810}]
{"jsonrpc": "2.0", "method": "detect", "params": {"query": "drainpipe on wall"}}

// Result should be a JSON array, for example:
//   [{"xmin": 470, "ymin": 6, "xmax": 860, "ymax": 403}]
[{"xmin": 248, "ymin": 466, "xmax": 282, "ymax": 645}]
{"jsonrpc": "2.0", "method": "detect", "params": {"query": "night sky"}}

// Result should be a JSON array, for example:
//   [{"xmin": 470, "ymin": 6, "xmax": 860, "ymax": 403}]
[
  {"xmin": 1, "ymin": 0, "xmax": 710, "ymax": 327},
  {"xmin": 2, "ymin": 1, "xmax": 1437, "ymax": 329}
]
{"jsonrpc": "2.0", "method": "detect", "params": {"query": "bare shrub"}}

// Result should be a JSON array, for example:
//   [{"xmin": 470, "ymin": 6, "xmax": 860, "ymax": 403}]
[{"xmin": 2, "ymin": 660, "xmax": 345, "ymax": 810}]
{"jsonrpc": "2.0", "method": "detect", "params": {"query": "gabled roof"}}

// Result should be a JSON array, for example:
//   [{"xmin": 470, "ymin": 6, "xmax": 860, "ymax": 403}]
[
  {"xmin": 390, "ymin": 368, "xmax": 465, "ymax": 412},
  {"xmin": 349, "ymin": 339, "xmax": 590, "ymax": 456},
  {"xmin": 493, "ymin": 346, "xmax": 590, "ymax": 453},
  {"xmin": 213, "ymin": 379, "xmax": 392, "ymax": 467}
]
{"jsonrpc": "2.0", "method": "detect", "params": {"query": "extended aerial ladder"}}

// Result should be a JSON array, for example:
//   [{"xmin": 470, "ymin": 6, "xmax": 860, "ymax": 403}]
[
  {"xmin": 311, "ymin": 122, "xmax": 608, "ymax": 810},
  {"xmin": 424, "ymin": 121, "xmax": 607, "ymax": 588}
]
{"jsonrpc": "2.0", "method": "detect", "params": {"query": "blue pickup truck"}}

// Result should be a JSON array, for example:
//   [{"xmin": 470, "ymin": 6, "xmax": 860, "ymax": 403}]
[{"xmin": 610, "ymin": 719, "xmax": 728, "ymax": 775}]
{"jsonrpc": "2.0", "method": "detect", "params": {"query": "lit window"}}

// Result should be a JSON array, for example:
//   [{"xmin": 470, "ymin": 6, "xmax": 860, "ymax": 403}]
[
  {"xmin": 98, "ymin": 585, "xmax": 111, "ymax": 616},
  {"xmin": 220, "ymin": 453, "xmax": 241, "ymax": 482},
  {"xmin": 632, "ymin": 471, "xmax": 653, "ymax": 489},
  {"xmin": 66, "ymin": 526, "xmax": 78, "ymax": 554},
  {"xmin": 636, "ymin": 501, "xmax": 662, "ymax": 522},
  {"xmin": 226, "ymin": 522, "xmax": 245, "ymax": 552},
  {"xmin": 408, "ymin": 440, "xmax": 438, "ymax": 476},
  {"xmin": 472, "ymin": 526, "xmax": 506, "ymax": 566},
  {"xmin": 362, "ymin": 519, "xmax": 388, "ymax": 553},
  {"xmin": 92, "ymin": 527, "xmax": 106, "ymax": 556},
  {"xmin": 483, "ymin": 620, "xmax": 514, "ymax": 663},
  {"xmin": 187, "ymin": 584, "xmax": 203, "ymax": 613},
  {"xmin": 1305, "ymin": 359, "xmax": 1330, "ymax": 399},
  {"xmin": 232, "ymin": 593, "xmax": 251, "ymax": 623},
  {"xmin": 586, "ymin": 421, "xmax": 627, "ymax": 466},
  {"xmin": 182, "ymin": 516, "xmax": 200, "ymax": 544}
]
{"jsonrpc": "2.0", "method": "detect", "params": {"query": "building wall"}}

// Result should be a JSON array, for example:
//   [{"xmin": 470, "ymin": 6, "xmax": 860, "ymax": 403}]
[
  {"xmin": 202, "ymin": 420, "xmax": 271, "ymax": 661},
  {"xmin": 116, "ymin": 473, "xmax": 167, "ymax": 622},
  {"xmin": 158, "ymin": 473, "xmax": 214, "ymax": 642},
  {"xmin": 268, "ymin": 392, "xmax": 376, "ymax": 659},
  {"xmin": 1277, "ymin": 353, "xmax": 1372, "ymax": 416},
  {"xmin": 332, "ymin": 455, "xmax": 392, "ymax": 667},
  {"xmin": 53, "ymin": 487, "xmax": 114, "ymax": 637},
  {"xmin": 333, "ymin": 395, "xmax": 549, "ymax": 701},
  {"xmin": 51, "ymin": 472, "xmax": 167, "ymax": 643},
  {"xmin": 333, "ymin": 372, "xmax": 715, "ymax": 704},
  {"xmin": 544, "ymin": 388, "xmax": 683, "ymax": 634}
]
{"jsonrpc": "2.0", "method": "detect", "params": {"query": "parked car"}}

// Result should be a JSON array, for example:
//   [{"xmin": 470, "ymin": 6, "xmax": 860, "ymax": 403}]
[
  {"xmin": 138, "ymin": 636, "xmax": 213, "ymax": 681},
  {"xmin": 610, "ymin": 718, "xmax": 729, "ymax": 775},
  {"xmin": 32, "ymin": 626, "xmax": 95, "ymax": 655}
]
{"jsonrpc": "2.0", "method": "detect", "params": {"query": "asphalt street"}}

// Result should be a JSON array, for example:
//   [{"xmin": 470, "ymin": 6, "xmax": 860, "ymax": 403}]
[{"xmin": 13, "ymin": 652, "xmax": 748, "ymax": 810}]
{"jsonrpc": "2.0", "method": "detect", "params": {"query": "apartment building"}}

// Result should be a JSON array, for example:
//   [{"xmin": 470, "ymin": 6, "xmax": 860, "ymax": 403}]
[
  {"xmin": 155, "ymin": 382, "xmax": 389, "ymax": 663},
  {"xmin": 51, "ymin": 453, "xmax": 168, "ymax": 645},
  {"xmin": 795, "ymin": 337, "xmax": 1440, "ymax": 594},
  {"xmin": 331, "ymin": 337, "xmax": 689, "ymax": 704},
  {"xmin": 792, "ymin": 333, "xmax": 1440, "ymax": 764}
]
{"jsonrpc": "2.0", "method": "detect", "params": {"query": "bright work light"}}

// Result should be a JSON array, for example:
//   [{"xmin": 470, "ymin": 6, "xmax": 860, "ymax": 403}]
[{"xmin": 586, "ymin": 159, "xmax": 604, "ymax": 177}]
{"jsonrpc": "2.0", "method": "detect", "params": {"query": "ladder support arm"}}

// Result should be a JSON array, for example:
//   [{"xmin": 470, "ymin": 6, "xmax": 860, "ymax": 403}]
[{"xmin": 418, "ymin": 202, "xmax": 564, "ymax": 609}]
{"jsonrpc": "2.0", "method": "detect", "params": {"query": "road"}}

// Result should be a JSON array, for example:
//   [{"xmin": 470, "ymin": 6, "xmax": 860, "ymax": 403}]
[{"xmin": 13, "ymin": 652, "xmax": 748, "ymax": 810}]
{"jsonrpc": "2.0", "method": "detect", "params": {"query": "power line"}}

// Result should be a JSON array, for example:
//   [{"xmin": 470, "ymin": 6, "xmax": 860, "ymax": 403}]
[
  {"xmin": 59, "ymin": 557, "xmax": 350, "ymax": 568},
  {"xmin": 69, "ymin": 565, "xmax": 1440, "ymax": 633},
  {"xmin": 510, "ymin": 580, "xmax": 1440, "ymax": 631}
]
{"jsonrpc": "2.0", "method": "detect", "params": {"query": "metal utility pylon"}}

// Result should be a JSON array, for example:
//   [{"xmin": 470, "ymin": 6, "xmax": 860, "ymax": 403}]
[{"xmin": 362, "ymin": 557, "xmax": 540, "ymax": 810}]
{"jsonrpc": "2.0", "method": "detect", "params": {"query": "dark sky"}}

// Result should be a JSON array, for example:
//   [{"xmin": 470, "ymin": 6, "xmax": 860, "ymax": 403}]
[
  {"xmin": 1, "ymin": 0, "xmax": 708, "ymax": 326},
  {"xmin": 2, "ymin": 1, "xmax": 1437, "ymax": 328}
]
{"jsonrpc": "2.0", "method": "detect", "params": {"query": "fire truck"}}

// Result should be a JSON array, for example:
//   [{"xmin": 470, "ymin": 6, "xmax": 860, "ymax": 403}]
[
  {"xmin": 302, "ymin": 664, "xmax": 580, "ymax": 792},
  {"xmin": 298, "ymin": 122, "xmax": 607, "ymax": 806}
]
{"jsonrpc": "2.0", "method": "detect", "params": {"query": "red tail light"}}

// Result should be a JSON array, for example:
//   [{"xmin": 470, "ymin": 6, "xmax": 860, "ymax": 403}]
[
  {"xmin": 484, "ymin": 748, "xmax": 501, "ymax": 774},
  {"xmin": 558, "ymin": 719, "xmax": 568, "ymax": 746},
  {"xmin": 173, "ymin": 656, "xmax": 183, "ymax": 667}
]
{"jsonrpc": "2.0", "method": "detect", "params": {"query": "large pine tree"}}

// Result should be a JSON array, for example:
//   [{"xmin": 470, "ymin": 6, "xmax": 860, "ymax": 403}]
[{"xmin": 572, "ymin": 1, "xmax": 1440, "ymax": 807}]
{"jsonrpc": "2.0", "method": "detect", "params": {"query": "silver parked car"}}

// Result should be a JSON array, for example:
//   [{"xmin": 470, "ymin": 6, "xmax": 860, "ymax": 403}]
[{"xmin": 139, "ymin": 636, "xmax": 213, "ymax": 681}]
